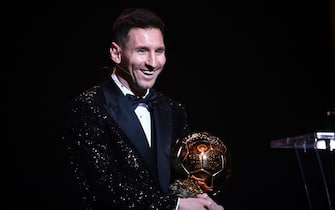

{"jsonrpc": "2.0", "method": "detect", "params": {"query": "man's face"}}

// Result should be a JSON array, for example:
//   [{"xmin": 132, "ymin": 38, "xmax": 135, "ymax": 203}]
[{"xmin": 118, "ymin": 28, "xmax": 166, "ymax": 93}]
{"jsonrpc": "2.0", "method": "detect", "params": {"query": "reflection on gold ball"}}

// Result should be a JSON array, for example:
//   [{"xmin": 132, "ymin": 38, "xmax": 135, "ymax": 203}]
[{"xmin": 171, "ymin": 132, "xmax": 232, "ymax": 194}]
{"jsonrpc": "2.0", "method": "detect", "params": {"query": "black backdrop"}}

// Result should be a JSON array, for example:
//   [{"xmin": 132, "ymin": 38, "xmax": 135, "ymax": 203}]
[{"xmin": 11, "ymin": 0, "xmax": 335, "ymax": 209}]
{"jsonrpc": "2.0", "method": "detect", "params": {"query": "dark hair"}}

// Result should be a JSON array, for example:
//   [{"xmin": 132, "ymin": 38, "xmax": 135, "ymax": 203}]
[{"xmin": 112, "ymin": 8, "xmax": 165, "ymax": 48}]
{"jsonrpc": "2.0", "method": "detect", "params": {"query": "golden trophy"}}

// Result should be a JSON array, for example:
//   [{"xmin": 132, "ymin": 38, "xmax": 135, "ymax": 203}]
[{"xmin": 170, "ymin": 132, "xmax": 232, "ymax": 198}]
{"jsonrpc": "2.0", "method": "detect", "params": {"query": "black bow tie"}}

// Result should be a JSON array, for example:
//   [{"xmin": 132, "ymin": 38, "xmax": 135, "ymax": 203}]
[{"xmin": 126, "ymin": 91, "xmax": 158, "ymax": 111}]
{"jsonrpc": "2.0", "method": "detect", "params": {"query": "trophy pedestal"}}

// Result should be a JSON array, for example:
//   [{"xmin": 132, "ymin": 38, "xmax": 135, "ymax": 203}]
[{"xmin": 169, "ymin": 179, "xmax": 204, "ymax": 198}]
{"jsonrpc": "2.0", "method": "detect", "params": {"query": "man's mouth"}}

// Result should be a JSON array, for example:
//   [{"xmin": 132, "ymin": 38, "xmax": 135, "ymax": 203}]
[{"xmin": 142, "ymin": 70, "xmax": 154, "ymax": 75}]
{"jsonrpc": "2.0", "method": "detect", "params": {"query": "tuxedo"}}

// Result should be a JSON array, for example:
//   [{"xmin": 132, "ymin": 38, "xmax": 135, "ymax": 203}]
[{"xmin": 61, "ymin": 76, "xmax": 190, "ymax": 210}]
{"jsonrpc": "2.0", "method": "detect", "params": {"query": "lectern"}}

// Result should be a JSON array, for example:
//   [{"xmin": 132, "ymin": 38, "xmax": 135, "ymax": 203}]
[{"xmin": 271, "ymin": 131, "xmax": 335, "ymax": 210}]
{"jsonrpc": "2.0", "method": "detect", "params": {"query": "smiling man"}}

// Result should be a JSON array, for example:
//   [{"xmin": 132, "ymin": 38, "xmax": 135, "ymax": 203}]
[{"xmin": 61, "ymin": 7, "xmax": 224, "ymax": 210}]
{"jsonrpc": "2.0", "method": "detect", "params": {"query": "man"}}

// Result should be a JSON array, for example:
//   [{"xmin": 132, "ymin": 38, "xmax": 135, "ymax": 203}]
[{"xmin": 62, "ymin": 7, "xmax": 224, "ymax": 210}]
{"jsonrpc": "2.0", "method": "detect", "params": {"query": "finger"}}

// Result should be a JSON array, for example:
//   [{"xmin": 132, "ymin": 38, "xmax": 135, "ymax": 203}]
[{"xmin": 196, "ymin": 193, "xmax": 208, "ymax": 199}]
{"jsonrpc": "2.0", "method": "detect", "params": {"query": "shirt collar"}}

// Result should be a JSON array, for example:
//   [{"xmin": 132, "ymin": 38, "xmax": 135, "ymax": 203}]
[{"xmin": 111, "ymin": 69, "xmax": 150, "ymax": 98}]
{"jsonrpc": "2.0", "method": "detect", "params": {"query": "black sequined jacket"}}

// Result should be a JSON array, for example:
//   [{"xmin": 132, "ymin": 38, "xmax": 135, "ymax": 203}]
[{"xmin": 61, "ymin": 77, "xmax": 190, "ymax": 210}]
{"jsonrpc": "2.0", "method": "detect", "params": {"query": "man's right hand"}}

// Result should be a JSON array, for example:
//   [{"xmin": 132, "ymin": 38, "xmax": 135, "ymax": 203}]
[{"xmin": 178, "ymin": 193, "xmax": 224, "ymax": 210}]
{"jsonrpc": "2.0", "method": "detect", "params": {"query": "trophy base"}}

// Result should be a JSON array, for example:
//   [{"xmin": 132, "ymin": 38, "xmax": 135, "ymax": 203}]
[{"xmin": 169, "ymin": 179, "xmax": 205, "ymax": 198}]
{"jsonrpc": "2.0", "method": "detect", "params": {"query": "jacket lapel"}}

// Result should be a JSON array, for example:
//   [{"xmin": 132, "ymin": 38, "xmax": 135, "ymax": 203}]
[
  {"xmin": 102, "ymin": 78, "xmax": 153, "ymax": 168},
  {"xmin": 102, "ymin": 79, "xmax": 174, "ymax": 191},
  {"xmin": 152, "ymin": 94, "xmax": 173, "ymax": 192}
]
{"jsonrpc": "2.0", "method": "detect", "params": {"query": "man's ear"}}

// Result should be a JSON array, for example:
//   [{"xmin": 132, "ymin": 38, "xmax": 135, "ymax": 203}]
[{"xmin": 109, "ymin": 42, "xmax": 121, "ymax": 64}]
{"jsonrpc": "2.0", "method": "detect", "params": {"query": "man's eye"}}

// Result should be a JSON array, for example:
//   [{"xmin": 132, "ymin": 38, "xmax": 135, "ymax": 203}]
[
  {"xmin": 157, "ymin": 50, "xmax": 165, "ymax": 55},
  {"xmin": 137, "ymin": 49, "xmax": 146, "ymax": 53}
]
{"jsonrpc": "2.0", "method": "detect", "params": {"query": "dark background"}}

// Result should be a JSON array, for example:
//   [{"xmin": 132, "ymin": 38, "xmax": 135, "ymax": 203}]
[{"xmin": 11, "ymin": 0, "xmax": 335, "ymax": 209}]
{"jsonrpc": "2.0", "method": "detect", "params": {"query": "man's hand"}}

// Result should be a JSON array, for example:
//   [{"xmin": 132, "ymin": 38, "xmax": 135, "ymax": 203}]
[{"xmin": 178, "ymin": 193, "xmax": 224, "ymax": 210}]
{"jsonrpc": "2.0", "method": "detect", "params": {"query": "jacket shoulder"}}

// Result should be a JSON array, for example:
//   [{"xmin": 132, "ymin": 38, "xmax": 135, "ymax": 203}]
[{"xmin": 154, "ymin": 89, "xmax": 187, "ymax": 111}]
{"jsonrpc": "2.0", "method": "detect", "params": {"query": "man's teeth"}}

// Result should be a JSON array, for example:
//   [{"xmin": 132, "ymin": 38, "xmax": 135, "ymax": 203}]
[{"xmin": 143, "ymin": 70, "xmax": 154, "ymax": 75}]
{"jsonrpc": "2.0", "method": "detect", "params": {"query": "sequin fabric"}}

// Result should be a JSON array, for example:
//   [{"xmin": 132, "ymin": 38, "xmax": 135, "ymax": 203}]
[{"xmin": 61, "ymin": 84, "xmax": 190, "ymax": 210}]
